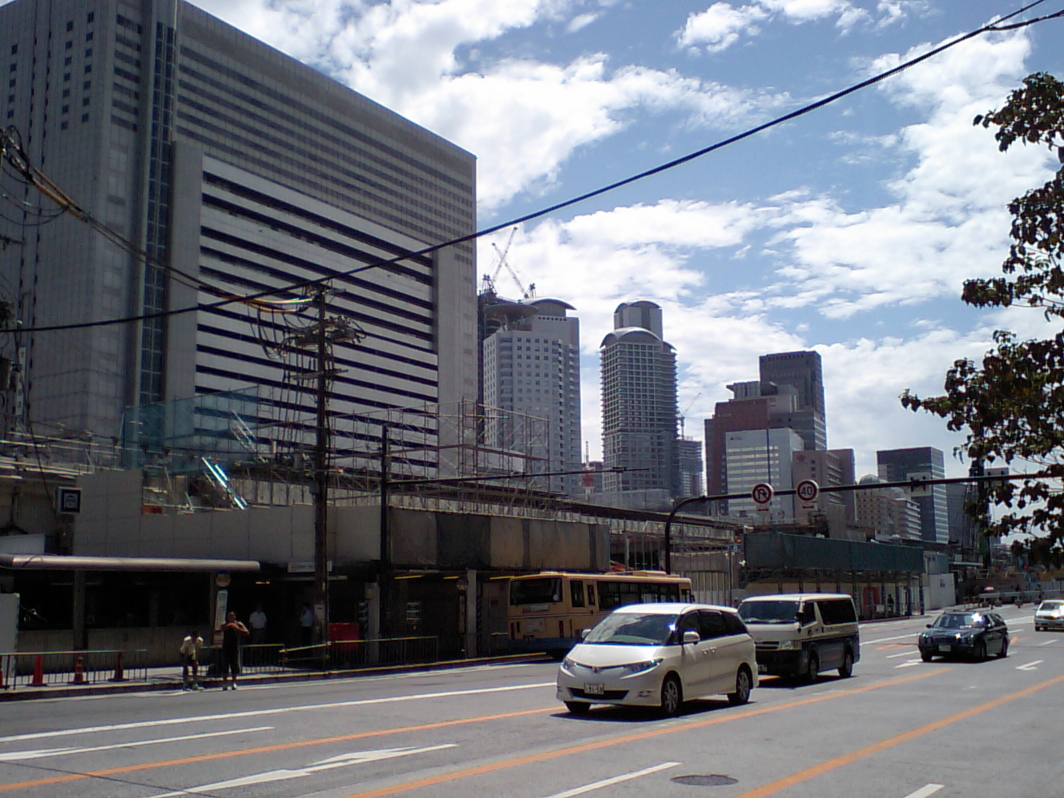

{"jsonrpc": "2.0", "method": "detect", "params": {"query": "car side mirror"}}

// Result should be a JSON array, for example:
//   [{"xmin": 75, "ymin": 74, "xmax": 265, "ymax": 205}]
[
  {"xmin": 926, "ymin": 624, "xmax": 932, "ymax": 628},
  {"xmin": 580, "ymin": 628, "xmax": 591, "ymax": 639},
  {"xmin": 682, "ymin": 630, "xmax": 700, "ymax": 645}
]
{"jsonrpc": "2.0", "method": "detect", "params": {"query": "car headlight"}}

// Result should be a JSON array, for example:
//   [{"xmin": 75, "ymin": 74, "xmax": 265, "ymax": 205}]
[
  {"xmin": 623, "ymin": 658, "xmax": 663, "ymax": 675},
  {"xmin": 561, "ymin": 657, "xmax": 577, "ymax": 673},
  {"xmin": 778, "ymin": 640, "xmax": 795, "ymax": 650}
]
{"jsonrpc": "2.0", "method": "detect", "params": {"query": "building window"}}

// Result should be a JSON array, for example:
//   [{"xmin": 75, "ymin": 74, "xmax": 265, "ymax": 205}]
[
  {"xmin": 65, "ymin": 41, "xmax": 73, "ymax": 50},
  {"xmin": 10, "ymin": 45, "xmax": 16, "ymax": 55},
  {"xmin": 84, "ymin": 64, "xmax": 91, "ymax": 74},
  {"xmin": 66, "ymin": 21, "xmax": 74, "ymax": 32},
  {"xmin": 87, "ymin": 12, "xmax": 94, "ymax": 23},
  {"xmin": 86, "ymin": 32, "xmax": 94, "ymax": 42},
  {"xmin": 81, "ymin": 113, "xmax": 89, "ymax": 122}
]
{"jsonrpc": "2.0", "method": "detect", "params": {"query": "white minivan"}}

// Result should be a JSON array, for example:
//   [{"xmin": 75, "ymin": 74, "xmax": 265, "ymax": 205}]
[
  {"xmin": 737, "ymin": 593, "xmax": 860, "ymax": 681},
  {"xmin": 556, "ymin": 602, "xmax": 758, "ymax": 716}
]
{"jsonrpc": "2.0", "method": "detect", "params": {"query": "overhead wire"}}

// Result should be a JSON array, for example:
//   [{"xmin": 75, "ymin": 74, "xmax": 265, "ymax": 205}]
[{"xmin": 0, "ymin": 0, "xmax": 1060, "ymax": 338}]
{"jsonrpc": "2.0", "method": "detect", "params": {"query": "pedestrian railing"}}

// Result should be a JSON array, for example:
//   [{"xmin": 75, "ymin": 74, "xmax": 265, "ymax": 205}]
[
  {"xmin": 0, "ymin": 648, "xmax": 147, "ymax": 689},
  {"xmin": 200, "ymin": 643, "xmax": 286, "ymax": 676},
  {"xmin": 282, "ymin": 635, "xmax": 440, "ymax": 671}
]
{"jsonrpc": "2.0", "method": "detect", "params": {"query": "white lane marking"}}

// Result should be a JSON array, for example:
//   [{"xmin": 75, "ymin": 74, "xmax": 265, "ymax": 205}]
[
  {"xmin": 902, "ymin": 784, "xmax": 943, "ymax": 798},
  {"xmin": 1038, "ymin": 638, "xmax": 1059, "ymax": 646},
  {"xmin": 0, "ymin": 682, "xmax": 555, "ymax": 744},
  {"xmin": 865, "ymin": 633, "xmax": 920, "ymax": 645},
  {"xmin": 541, "ymin": 762, "xmax": 681, "ymax": 798},
  {"xmin": 894, "ymin": 660, "xmax": 922, "ymax": 668},
  {"xmin": 885, "ymin": 651, "xmax": 915, "ymax": 659},
  {"xmin": 1017, "ymin": 660, "xmax": 1043, "ymax": 671},
  {"xmin": 0, "ymin": 727, "xmax": 273, "ymax": 762},
  {"xmin": 149, "ymin": 744, "xmax": 456, "ymax": 797}
]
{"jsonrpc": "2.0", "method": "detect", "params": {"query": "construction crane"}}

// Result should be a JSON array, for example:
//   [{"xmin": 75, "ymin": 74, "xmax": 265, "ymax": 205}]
[
  {"xmin": 678, "ymin": 392, "xmax": 702, "ymax": 438},
  {"xmin": 482, "ymin": 227, "xmax": 535, "ymax": 300}
]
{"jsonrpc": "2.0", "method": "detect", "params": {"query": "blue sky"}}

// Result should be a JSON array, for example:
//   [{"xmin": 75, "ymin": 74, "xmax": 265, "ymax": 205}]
[
  {"xmin": 15, "ymin": 0, "xmax": 1062, "ymax": 480},
  {"xmin": 175, "ymin": 0, "xmax": 1064, "ymax": 479}
]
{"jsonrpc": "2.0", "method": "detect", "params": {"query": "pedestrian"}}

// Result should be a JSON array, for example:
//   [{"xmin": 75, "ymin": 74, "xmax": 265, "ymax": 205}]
[
  {"xmin": 249, "ymin": 604, "xmax": 267, "ymax": 645},
  {"xmin": 299, "ymin": 603, "xmax": 314, "ymax": 646},
  {"xmin": 179, "ymin": 629, "xmax": 203, "ymax": 690},
  {"xmin": 218, "ymin": 611, "xmax": 249, "ymax": 690}
]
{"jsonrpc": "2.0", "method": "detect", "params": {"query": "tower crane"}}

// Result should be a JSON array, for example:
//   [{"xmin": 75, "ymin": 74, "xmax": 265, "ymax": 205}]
[
  {"xmin": 483, "ymin": 227, "xmax": 535, "ymax": 300},
  {"xmin": 678, "ymin": 392, "xmax": 702, "ymax": 438}
]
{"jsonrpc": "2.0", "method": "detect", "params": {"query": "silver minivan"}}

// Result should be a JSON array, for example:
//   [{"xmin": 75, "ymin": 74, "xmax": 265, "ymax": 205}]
[{"xmin": 737, "ymin": 593, "xmax": 860, "ymax": 681}]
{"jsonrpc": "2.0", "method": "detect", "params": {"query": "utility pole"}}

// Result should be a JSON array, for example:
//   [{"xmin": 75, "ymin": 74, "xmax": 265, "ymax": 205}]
[
  {"xmin": 284, "ymin": 285, "xmax": 364, "ymax": 648},
  {"xmin": 379, "ymin": 424, "xmax": 391, "ymax": 640},
  {"xmin": 313, "ymin": 288, "xmax": 329, "ymax": 646}
]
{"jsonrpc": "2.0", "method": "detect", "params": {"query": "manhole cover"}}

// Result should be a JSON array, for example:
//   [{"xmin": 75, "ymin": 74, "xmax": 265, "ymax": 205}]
[{"xmin": 671, "ymin": 774, "xmax": 738, "ymax": 787}]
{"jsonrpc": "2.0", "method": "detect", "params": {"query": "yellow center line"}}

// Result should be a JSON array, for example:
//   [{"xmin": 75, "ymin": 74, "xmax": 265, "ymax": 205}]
[
  {"xmin": 731, "ymin": 671, "xmax": 1064, "ymax": 798},
  {"xmin": 339, "ymin": 669, "xmax": 947, "ymax": 798}
]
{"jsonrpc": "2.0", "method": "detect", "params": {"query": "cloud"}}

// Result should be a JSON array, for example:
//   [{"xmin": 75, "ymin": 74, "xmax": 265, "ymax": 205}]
[{"xmin": 677, "ymin": 3, "xmax": 769, "ymax": 52}]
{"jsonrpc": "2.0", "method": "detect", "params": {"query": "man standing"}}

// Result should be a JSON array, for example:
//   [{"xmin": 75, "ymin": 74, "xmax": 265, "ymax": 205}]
[
  {"xmin": 218, "ymin": 611, "xmax": 249, "ymax": 690},
  {"xmin": 249, "ymin": 604, "xmax": 267, "ymax": 645}
]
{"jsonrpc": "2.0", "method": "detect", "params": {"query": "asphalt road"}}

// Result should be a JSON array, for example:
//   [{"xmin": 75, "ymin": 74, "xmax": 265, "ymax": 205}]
[{"xmin": 1, "ymin": 606, "xmax": 1060, "ymax": 798}]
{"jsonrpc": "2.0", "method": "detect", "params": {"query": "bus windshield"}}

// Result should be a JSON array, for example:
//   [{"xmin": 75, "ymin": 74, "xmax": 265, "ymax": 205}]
[
  {"xmin": 739, "ymin": 600, "xmax": 800, "ymax": 624},
  {"xmin": 510, "ymin": 577, "xmax": 562, "ymax": 605}
]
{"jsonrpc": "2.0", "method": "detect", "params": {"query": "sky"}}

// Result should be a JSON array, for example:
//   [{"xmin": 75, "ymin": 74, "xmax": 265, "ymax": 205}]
[{"xmin": 11, "ymin": 0, "xmax": 1062, "ymax": 481}]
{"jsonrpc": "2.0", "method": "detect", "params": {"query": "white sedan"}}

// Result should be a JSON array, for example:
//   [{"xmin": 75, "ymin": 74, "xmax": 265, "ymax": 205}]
[{"xmin": 556, "ymin": 602, "xmax": 758, "ymax": 716}]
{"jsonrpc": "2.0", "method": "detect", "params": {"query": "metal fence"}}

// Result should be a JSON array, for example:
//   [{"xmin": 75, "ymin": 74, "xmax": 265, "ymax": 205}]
[
  {"xmin": 282, "ymin": 636, "xmax": 440, "ymax": 671},
  {"xmin": 0, "ymin": 648, "xmax": 148, "ymax": 689}
]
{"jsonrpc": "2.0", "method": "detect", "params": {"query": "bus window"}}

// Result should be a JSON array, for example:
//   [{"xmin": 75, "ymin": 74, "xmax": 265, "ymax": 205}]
[
  {"xmin": 587, "ymin": 584, "xmax": 596, "ymax": 605},
  {"xmin": 510, "ymin": 577, "xmax": 562, "ymax": 605},
  {"xmin": 571, "ymin": 580, "xmax": 585, "ymax": 608}
]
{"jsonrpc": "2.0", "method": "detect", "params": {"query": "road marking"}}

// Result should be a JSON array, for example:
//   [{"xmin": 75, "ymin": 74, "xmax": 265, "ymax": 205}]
[
  {"xmin": 1016, "ymin": 661, "xmax": 1042, "ymax": 671},
  {"xmin": 885, "ymin": 651, "xmax": 914, "ymax": 659},
  {"xmin": 903, "ymin": 784, "xmax": 943, "ymax": 798},
  {"xmin": 0, "ymin": 727, "xmax": 273, "ymax": 762},
  {"xmin": 866, "ymin": 633, "xmax": 920, "ymax": 645},
  {"xmin": 150, "ymin": 745, "xmax": 457, "ymax": 797},
  {"xmin": 0, "ymin": 670, "xmax": 946, "ymax": 795},
  {"xmin": 541, "ymin": 762, "xmax": 680, "ymax": 797},
  {"xmin": 894, "ymin": 660, "xmax": 922, "ymax": 668},
  {"xmin": 0, "ymin": 682, "xmax": 556, "ymax": 744},
  {"xmin": 336, "ymin": 670, "xmax": 948, "ymax": 798},
  {"xmin": 1038, "ymin": 639, "xmax": 1058, "ymax": 646},
  {"xmin": 727, "ymin": 673, "xmax": 1064, "ymax": 798}
]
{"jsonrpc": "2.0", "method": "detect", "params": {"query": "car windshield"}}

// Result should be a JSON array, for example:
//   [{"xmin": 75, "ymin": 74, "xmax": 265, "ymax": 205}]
[
  {"xmin": 509, "ymin": 578, "xmax": 561, "ymax": 605},
  {"xmin": 583, "ymin": 611, "xmax": 678, "ymax": 646},
  {"xmin": 739, "ymin": 600, "xmax": 800, "ymax": 624},
  {"xmin": 932, "ymin": 613, "xmax": 986, "ymax": 629},
  {"xmin": 1039, "ymin": 601, "xmax": 1064, "ymax": 610}
]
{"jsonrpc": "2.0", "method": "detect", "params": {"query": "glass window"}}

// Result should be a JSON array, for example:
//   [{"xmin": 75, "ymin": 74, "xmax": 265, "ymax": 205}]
[
  {"xmin": 570, "ymin": 580, "xmax": 585, "ymax": 609},
  {"xmin": 699, "ymin": 610, "xmax": 727, "ymax": 639}
]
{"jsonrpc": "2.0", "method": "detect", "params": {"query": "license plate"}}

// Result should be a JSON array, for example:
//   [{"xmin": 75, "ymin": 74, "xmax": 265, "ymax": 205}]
[
  {"xmin": 584, "ymin": 682, "xmax": 604, "ymax": 695},
  {"xmin": 938, "ymin": 644, "xmax": 951, "ymax": 652}
]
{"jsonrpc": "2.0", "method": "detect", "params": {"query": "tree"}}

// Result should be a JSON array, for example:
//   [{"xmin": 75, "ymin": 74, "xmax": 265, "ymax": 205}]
[{"xmin": 901, "ymin": 72, "xmax": 1064, "ymax": 566}]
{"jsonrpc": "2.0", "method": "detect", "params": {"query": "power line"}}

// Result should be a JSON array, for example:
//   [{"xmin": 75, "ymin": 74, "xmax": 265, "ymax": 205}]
[{"xmin": 0, "ymin": 1, "xmax": 1059, "ymax": 338}]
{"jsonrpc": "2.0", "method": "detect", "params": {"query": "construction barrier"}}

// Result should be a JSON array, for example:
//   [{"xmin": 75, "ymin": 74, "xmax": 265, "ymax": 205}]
[
  {"xmin": 30, "ymin": 655, "xmax": 45, "ymax": 687},
  {"xmin": 111, "ymin": 651, "xmax": 124, "ymax": 682},
  {"xmin": 71, "ymin": 655, "xmax": 85, "ymax": 685}
]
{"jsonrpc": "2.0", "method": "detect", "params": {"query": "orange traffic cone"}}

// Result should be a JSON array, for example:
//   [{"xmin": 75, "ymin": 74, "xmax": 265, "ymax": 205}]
[
  {"xmin": 111, "ymin": 651, "xmax": 125, "ymax": 682},
  {"xmin": 31, "ymin": 655, "xmax": 45, "ymax": 687},
  {"xmin": 72, "ymin": 655, "xmax": 85, "ymax": 684}
]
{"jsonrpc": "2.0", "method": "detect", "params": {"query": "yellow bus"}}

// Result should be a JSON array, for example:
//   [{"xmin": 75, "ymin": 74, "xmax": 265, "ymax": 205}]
[{"xmin": 507, "ymin": 571, "xmax": 693, "ymax": 658}]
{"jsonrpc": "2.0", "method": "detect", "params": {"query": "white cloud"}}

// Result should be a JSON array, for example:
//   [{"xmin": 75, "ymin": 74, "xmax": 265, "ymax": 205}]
[{"xmin": 677, "ymin": 3, "xmax": 769, "ymax": 52}]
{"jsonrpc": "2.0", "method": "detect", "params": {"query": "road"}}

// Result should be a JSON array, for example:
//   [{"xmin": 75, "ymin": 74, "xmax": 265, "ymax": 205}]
[{"xmin": 1, "ymin": 606, "xmax": 1060, "ymax": 798}]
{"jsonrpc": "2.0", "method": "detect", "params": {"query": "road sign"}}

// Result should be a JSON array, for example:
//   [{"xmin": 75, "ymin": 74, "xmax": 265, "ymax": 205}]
[
  {"xmin": 751, "ymin": 483, "xmax": 774, "ymax": 505},
  {"xmin": 796, "ymin": 479, "xmax": 819, "ymax": 503}
]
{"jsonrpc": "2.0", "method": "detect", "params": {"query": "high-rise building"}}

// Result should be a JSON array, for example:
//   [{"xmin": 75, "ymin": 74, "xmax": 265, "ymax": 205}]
[
  {"xmin": 677, "ymin": 438, "xmax": 704, "ymax": 498},
  {"xmin": 482, "ymin": 298, "xmax": 582, "ymax": 495},
  {"xmin": 725, "ymin": 427, "xmax": 804, "ymax": 520},
  {"xmin": 0, "ymin": 0, "xmax": 477, "ymax": 463},
  {"xmin": 759, "ymin": 350, "xmax": 827, "ymax": 451},
  {"xmin": 876, "ymin": 447, "xmax": 948, "ymax": 545},
  {"xmin": 600, "ymin": 300, "xmax": 680, "ymax": 502}
]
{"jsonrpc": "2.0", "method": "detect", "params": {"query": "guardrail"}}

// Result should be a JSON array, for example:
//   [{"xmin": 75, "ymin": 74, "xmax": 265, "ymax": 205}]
[
  {"xmin": 0, "ymin": 648, "xmax": 147, "ymax": 689},
  {"xmin": 282, "ymin": 636, "xmax": 440, "ymax": 671}
]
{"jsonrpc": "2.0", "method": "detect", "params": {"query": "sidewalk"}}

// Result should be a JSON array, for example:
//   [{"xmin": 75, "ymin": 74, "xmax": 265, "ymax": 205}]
[{"xmin": 0, "ymin": 653, "xmax": 545, "ymax": 702}]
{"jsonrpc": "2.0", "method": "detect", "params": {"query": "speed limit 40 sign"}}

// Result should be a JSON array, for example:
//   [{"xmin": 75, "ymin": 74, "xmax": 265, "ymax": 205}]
[{"xmin": 796, "ymin": 479, "xmax": 819, "ymax": 504}]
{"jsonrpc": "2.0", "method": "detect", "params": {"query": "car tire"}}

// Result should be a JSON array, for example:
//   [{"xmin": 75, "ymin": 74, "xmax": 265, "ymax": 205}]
[
  {"xmin": 659, "ymin": 673, "xmax": 683, "ymax": 717},
  {"xmin": 804, "ymin": 651, "xmax": 819, "ymax": 683},
  {"xmin": 838, "ymin": 649, "xmax": 854, "ymax": 679},
  {"xmin": 974, "ymin": 640, "xmax": 987, "ymax": 662},
  {"xmin": 997, "ymin": 639, "xmax": 1009, "ymax": 658},
  {"xmin": 565, "ymin": 701, "xmax": 590, "ymax": 716},
  {"xmin": 920, "ymin": 650, "xmax": 933, "ymax": 662},
  {"xmin": 728, "ymin": 666, "xmax": 752, "ymax": 705}
]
